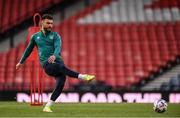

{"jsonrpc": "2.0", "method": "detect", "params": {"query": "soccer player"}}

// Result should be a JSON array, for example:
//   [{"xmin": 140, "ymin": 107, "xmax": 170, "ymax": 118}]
[{"xmin": 16, "ymin": 14, "xmax": 95, "ymax": 112}]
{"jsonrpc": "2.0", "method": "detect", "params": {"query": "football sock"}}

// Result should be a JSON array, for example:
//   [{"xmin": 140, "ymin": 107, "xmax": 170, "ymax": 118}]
[
  {"xmin": 78, "ymin": 74, "xmax": 85, "ymax": 80},
  {"xmin": 45, "ymin": 100, "xmax": 54, "ymax": 107}
]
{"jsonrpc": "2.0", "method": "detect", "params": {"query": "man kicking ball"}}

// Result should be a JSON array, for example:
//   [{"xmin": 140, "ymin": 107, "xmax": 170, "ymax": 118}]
[{"xmin": 16, "ymin": 14, "xmax": 95, "ymax": 112}]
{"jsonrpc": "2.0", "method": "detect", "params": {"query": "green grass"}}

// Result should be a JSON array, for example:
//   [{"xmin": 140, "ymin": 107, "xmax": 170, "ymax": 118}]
[{"xmin": 0, "ymin": 102, "xmax": 180, "ymax": 117}]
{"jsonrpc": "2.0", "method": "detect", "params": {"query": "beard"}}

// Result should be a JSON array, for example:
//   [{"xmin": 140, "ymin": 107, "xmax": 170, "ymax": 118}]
[
  {"xmin": 44, "ymin": 27, "xmax": 52, "ymax": 32},
  {"xmin": 45, "ymin": 29, "xmax": 52, "ymax": 32}
]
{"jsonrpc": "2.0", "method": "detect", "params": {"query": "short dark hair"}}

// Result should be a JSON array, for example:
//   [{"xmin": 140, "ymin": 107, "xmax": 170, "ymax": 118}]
[{"xmin": 42, "ymin": 14, "xmax": 53, "ymax": 20}]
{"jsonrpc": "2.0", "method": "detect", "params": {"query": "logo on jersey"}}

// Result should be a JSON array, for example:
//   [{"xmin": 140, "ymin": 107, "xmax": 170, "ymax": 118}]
[{"xmin": 49, "ymin": 35, "xmax": 54, "ymax": 40}]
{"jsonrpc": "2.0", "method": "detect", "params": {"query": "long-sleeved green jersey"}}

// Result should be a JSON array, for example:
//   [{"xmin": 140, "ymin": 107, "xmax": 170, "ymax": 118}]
[{"xmin": 19, "ymin": 30, "xmax": 63, "ymax": 66}]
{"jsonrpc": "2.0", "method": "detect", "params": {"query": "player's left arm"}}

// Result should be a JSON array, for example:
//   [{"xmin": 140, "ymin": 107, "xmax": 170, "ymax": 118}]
[
  {"xmin": 48, "ymin": 33, "xmax": 62, "ymax": 63},
  {"xmin": 53, "ymin": 33, "xmax": 62, "ymax": 58}
]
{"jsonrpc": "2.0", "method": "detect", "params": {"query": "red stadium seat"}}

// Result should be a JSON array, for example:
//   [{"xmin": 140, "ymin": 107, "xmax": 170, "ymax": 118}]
[
  {"xmin": 11, "ymin": 0, "xmax": 20, "ymax": 26},
  {"xmin": 174, "ymin": 22, "xmax": 180, "ymax": 53},
  {"xmin": 0, "ymin": 0, "xmax": 4, "ymax": 29},
  {"xmin": 0, "ymin": 0, "xmax": 64, "ymax": 33},
  {"xmin": 1, "ymin": 0, "xmax": 11, "ymax": 31},
  {"xmin": 165, "ymin": 23, "xmax": 178, "ymax": 61}
]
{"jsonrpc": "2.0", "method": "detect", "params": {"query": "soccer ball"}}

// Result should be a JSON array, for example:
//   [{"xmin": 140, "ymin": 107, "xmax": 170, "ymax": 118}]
[{"xmin": 153, "ymin": 99, "xmax": 168, "ymax": 113}]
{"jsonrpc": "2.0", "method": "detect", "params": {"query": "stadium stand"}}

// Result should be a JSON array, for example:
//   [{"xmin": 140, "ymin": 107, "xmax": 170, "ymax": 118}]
[
  {"xmin": 0, "ymin": 0, "xmax": 63, "ymax": 33},
  {"xmin": 0, "ymin": 0, "xmax": 180, "ymax": 91}
]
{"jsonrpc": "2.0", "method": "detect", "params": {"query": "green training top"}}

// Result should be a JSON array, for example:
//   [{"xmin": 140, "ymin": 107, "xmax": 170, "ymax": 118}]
[{"xmin": 19, "ymin": 30, "xmax": 63, "ymax": 66}]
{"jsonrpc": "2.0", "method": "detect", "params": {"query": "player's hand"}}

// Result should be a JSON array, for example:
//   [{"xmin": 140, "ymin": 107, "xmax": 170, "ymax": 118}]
[
  {"xmin": 48, "ymin": 55, "xmax": 56, "ymax": 63},
  {"xmin": 16, "ymin": 63, "xmax": 23, "ymax": 70}
]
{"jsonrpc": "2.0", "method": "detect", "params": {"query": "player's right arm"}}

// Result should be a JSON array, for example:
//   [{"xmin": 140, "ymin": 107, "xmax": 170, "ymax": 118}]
[{"xmin": 16, "ymin": 36, "xmax": 36, "ymax": 69}]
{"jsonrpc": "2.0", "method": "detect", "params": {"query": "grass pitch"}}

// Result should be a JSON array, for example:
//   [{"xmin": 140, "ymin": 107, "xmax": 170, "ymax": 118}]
[{"xmin": 0, "ymin": 102, "xmax": 180, "ymax": 117}]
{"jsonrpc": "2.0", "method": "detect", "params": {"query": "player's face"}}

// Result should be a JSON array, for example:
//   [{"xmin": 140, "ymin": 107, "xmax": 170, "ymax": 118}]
[{"xmin": 42, "ymin": 19, "xmax": 53, "ymax": 31}]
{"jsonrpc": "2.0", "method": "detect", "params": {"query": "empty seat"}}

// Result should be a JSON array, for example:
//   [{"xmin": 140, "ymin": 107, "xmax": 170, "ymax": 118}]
[
  {"xmin": 165, "ymin": 23, "xmax": 178, "ymax": 61},
  {"xmin": 0, "ymin": 0, "xmax": 64, "ymax": 33}
]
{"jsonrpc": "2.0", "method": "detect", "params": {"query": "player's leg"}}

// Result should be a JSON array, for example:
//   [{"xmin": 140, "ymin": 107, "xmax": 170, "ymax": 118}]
[
  {"xmin": 44, "ymin": 60, "xmax": 78, "ymax": 77},
  {"xmin": 55, "ymin": 60, "xmax": 95, "ymax": 81},
  {"xmin": 50, "ymin": 74, "xmax": 66, "ymax": 101},
  {"xmin": 61, "ymin": 65, "xmax": 95, "ymax": 82},
  {"xmin": 43, "ymin": 74, "xmax": 66, "ymax": 112},
  {"xmin": 44, "ymin": 60, "xmax": 95, "ymax": 82},
  {"xmin": 57, "ymin": 61, "xmax": 79, "ymax": 78}
]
